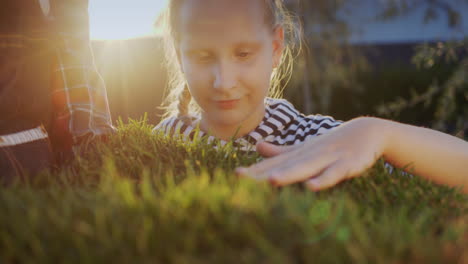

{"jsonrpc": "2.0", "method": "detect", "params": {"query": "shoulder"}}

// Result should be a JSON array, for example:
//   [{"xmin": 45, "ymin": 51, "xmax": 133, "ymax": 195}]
[
  {"xmin": 306, "ymin": 114, "xmax": 344, "ymax": 129},
  {"xmin": 265, "ymin": 97, "xmax": 343, "ymax": 129},
  {"xmin": 262, "ymin": 98, "xmax": 344, "ymax": 145},
  {"xmin": 291, "ymin": 111, "xmax": 344, "ymax": 136},
  {"xmin": 263, "ymin": 98, "xmax": 301, "ymax": 125},
  {"xmin": 265, "ymin": 98, "xmax": 298, "ymax": 114}
]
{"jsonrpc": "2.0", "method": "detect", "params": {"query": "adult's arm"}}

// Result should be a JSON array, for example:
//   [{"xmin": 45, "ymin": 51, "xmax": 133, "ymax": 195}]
[{"xmin": 49, "ymin": 0, "xmax": 115, "ymax": 160}]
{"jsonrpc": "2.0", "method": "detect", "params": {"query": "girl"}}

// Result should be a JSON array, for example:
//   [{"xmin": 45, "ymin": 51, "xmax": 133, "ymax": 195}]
[{"xmin": 154, "ymin": 0, "xmax": 468, "ymax": 193}]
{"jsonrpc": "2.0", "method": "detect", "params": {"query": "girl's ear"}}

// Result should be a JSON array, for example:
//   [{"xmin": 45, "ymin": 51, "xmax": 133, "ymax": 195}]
[{"xmin": 272, "ymin": 25, "xmax": 284, "ymax": 68}]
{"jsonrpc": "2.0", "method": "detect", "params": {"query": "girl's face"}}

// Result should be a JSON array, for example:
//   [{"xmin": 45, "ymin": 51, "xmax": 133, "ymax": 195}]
[{"xmin": 177, "ymin": 0, "xmax": 283, "ymax": 139}]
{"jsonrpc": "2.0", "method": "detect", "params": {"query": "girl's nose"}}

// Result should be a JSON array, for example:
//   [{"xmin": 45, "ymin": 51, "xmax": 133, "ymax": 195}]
[{"xmin": 213, "ymin": 61, "xmax": 237, "ymax": 91}]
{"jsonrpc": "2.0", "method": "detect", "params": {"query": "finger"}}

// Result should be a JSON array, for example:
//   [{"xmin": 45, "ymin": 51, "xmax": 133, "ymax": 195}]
[
  {"xmin": 256, "ymin": 141, "xmax": 297, "ymax": 158},
  {"xmin": 238, "ymin": 140, "xmax": 318, "ymax": 180},
  {"xmin": 239, "ymin": 146, "xmax": 305, "ymax": 178},
  {"xmin": 236, "ymin": 151, "xmax": 302, "ymax": 181},
  {"xmin": 267, "ymin": 153, "xmax": 338, "ymax": 186},
  {"xmin": 304, "ymin": 161, "xmax": 351, "ymax": 192}
]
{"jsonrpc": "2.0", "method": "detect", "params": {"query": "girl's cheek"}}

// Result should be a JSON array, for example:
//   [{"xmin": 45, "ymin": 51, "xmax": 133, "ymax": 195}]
[
  {"xmin": 186, "ymin": 67, "xmax": 212, "ymax": 87},
  {"xmin": 242, "ymin": 55, "xmax": 273, "ymax": 82},
  {"xmin": 182, "ymin": 59, "xmax": 203, "ymax": 77}
]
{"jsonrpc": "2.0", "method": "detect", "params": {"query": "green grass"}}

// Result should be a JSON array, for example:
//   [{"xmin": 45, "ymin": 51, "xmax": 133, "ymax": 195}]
[{"xmin": 1, "ymin": 117, "xmax": 467, "ymax": 264}]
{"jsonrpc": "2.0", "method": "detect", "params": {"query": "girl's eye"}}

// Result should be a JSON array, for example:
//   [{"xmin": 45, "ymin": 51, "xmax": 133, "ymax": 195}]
[
  {"xmin": 237, "ymin": 51, "xmax": 251, "ymax": 59},
  {"xmin": 187, "ymin": 51, "xmax": 213, "ymax": 63},
  {"xmin": 196, "ymin": 54, "xmax": 213, "ymax": 63}
]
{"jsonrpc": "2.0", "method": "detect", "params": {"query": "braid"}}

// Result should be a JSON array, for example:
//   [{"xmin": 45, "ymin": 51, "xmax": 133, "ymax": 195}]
[{"xmin": 176, "ymin": 84, "xmax": 193, "ymax": 125}]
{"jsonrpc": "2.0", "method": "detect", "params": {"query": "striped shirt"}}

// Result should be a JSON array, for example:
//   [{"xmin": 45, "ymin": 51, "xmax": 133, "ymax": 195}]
[
  {"xmin": 154, "ymin": 97, "xmax": 407, "ymax": 176},
  {"xmin": 154, "ymin": 98, "xmax": 344, "ymax": 151}
]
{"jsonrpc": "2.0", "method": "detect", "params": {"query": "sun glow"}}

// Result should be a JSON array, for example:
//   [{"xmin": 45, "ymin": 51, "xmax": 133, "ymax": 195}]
[{"xmin": 89, "ymin": 0, "xmax": 167, "ymax": 40}]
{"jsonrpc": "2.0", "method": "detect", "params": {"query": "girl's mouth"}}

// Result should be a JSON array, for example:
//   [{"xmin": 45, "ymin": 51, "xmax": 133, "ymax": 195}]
[{"xmin": 215, "ymin": 99, "xmax": 240, "ymax": 109}]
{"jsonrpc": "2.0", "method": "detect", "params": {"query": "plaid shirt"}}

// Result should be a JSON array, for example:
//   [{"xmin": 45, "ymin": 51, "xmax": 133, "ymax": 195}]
[
  {"xmin": 50, "ymin": 30, "xmax": 115, "ymax": 152},
  {"xmin": 0, "ymin": 0, "xmax": 114, "ymax": 156}
]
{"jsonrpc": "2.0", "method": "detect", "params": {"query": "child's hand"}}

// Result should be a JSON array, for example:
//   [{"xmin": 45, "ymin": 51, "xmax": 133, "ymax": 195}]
[{"xmin": 236, "ymin": 117, "xmax": 388, "ymax": 191}]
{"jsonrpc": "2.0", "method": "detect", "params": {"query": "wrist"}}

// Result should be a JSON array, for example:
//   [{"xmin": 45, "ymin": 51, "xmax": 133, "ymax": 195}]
[{"xmin": 352, "ymin": 116, "xmax": 392, "ymax": 159}]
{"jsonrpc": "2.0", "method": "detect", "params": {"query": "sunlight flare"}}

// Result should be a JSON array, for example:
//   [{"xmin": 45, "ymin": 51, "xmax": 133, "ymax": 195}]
[{"xmin": 89, "ymin": 0, "xmax": 167, "ymax": 40}]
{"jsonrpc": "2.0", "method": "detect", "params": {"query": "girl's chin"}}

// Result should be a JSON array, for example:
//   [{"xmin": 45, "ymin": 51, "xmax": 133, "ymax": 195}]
[{"xmin": 205, "ymin": 115, "xmax": 247, "ymax": 127}]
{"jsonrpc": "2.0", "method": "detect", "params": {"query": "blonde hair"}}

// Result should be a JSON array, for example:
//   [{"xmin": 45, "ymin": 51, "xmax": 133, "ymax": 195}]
[{"xmin": 159, "ymin": 0, "xmax": 302, "ymax": 123}]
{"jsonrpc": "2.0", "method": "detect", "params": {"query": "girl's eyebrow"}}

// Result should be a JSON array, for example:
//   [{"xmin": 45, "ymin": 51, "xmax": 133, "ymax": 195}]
[
  {"xmin": 234, "ymin": 42, "xmax": 262, "ymax": 49},
  {"xmin": 182, "ymin": 49, "xmax": 211, "ymax": 57},
  {"xmin": 182, "ymin": 41, "xmax": 262, "ymax": 51}
]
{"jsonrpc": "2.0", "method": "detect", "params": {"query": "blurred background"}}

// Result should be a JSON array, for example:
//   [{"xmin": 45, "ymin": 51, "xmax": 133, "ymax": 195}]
[{"xmin": 89, "ymin": 0, "xmax": 468, "ymax": 137}]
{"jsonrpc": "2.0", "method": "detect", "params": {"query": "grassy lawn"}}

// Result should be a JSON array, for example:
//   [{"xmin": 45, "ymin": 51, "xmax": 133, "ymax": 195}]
[{"xmin": 1, "ymin": 118, "xmax": 467, "ymax": 264}]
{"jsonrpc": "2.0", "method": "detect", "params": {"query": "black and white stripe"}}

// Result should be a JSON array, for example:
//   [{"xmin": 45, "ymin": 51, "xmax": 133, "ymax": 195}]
[
  {"xmin": 153, "ymin": 98, "xmax": 343, "ymax": 151},
  {"xmin": 153, "ymin": 98, "xmax": 409, "ymax": 176}
]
